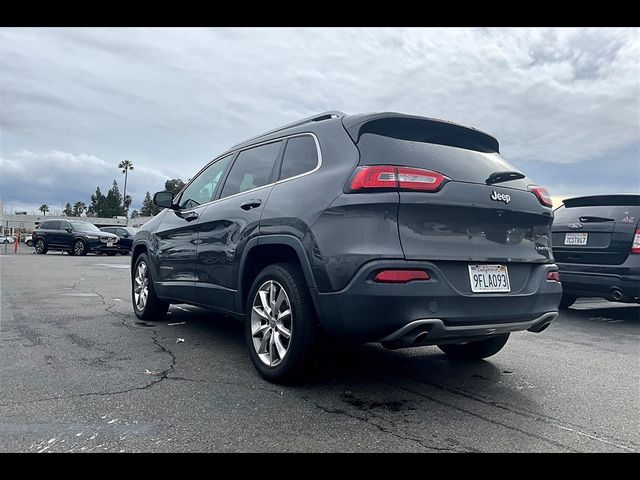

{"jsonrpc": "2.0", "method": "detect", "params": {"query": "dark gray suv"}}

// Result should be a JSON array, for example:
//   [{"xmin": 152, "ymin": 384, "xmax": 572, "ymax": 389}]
[{"xmin": 131, "ymin": 111, "xmax": 562, "ymax": 383}]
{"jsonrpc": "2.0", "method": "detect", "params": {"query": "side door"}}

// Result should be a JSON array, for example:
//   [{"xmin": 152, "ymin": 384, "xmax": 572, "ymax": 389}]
[
  {"xmin": 45, "ymin": 220, "xmax": 63, "ymax": 247},
  {"xmin": 195, "ymin": 140, "xmax": 284, "ymax": 312},
  {"xmin": 59, "ymin": 220, "xmax": 74, "ymax": 250},
  {"xmin": 153, "ymin": 154, "xmax": 233, "ymax": 303},
  {"xmin": 116, "ymin": 228, "xmax": 132, "ymax": 250}
]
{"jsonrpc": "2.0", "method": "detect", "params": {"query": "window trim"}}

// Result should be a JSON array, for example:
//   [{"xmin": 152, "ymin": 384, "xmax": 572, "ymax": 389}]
[{"xmin": 175, "ymin": 132, "xmax": 322, "ymax": 210}]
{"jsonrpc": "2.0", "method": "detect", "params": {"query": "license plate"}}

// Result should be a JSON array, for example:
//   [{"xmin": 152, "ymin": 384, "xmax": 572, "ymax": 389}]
[
  {"xmin": 107, "ymin": 242, "xmax": 114, "ymax": 247},
  {"xmin": 564, "ymin": 232, "xmax": 588, "ymax": 245},
  {"xmin": 468, "ymin": 264, "xmax": 511, "ymax": 293}
]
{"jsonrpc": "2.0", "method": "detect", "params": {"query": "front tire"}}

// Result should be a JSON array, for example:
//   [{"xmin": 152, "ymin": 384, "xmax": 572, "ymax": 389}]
[
  {"xmin": 132, "ymin": 253, "xmax": 169, "ymax": 321},
  {"xmin": 245, "ymin": 263, "xmax": 318, "ymax": 384},
  {"xmin": 74, "ymin": 239, "xmax": 88, "ymax": 256},
  {"xmin": 438, "ymin": 333, "xmax": 510, "ymax": 361},
  {"xmin": 559, "ymin": 294, "xmax": 577, "ymax": 309},
  {"xmin": 35, "ymin": 238, "xmax": 47, "ymax": 254}
]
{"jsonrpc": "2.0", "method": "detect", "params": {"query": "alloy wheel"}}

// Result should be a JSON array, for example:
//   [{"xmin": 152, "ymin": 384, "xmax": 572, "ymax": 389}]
[
  {"xmin": 74, "ymin": 240, "xmax": 85, "ymax": 256},
  {"xmin": 250, "ymin": 280, "xmax": 292, "ymax": 367},
  {"xmin": 35, "ymin": 239, "xmax": 45, "ymax": 253},
  {"xmin": 134, "ymin": 261, "xmax": 149, "ymax": 311}
]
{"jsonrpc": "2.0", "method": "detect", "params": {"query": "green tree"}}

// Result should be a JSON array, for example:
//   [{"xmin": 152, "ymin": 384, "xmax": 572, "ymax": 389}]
[
  {"xmin": 73, "ymin": 201, "xmax": 86, "ymax": 217},
  {"xmin": 140, "ymin": 191, "xmax": 160, "ymax": 217},
  {"xmin": 106, "ymin": 180, "xmax": 126, "ymax": 217},
  {"xmin": 63, "ymin": 203, "xmax": 73, "ymax": 216},
  {"xmin": 118, "ymin": 160, "xmax": 134, "ymax": 217},
  {"xmin": 130, "ymin": 209, "xmax": 140, "ymax": 219},
  {"xmin": 39, "ymin": 204, "xmax": 50, "ymax": 216},
  {"xmin": 88, "ymin": 186, "xmax": 106, "ymax": 217},
  {"xmin": 164, "ymin": 178, "xmax": 185, "ymax": 196},
  {"xmin": 123, "ymin": 194, "xmax": 132, "ymax": 213}
]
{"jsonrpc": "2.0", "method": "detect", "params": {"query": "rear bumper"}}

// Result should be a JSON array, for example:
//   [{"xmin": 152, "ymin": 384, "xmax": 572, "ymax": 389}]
[
  {"xmin": 314, "ymin": 259, "xmax": 562, "ymax": 343},
  {"xmin": 557, "ymin": 259, "xmax": 640, "ymax": 301},
  {"xmin": 380, "ymin": 312, "xmax": 557, "ymax": 349}
]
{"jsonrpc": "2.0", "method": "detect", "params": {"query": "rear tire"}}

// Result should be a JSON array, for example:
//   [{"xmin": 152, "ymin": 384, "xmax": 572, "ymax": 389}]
[
  {"xmin": 559, "ymin": 294, "xmax": 577, "ymax": 309},
  {"xmin": 438, "ymin": 333, "xmax": 510, "ymax": 360},
  {"xmin": 132, "ymin": 253, "xmax": 169, "ymax": 321},
  {"xmin": 245, "ymin": 263, "xmax": 318, "ymax": 384},
  {"xmin": 35, "ymin": 238, "xmax": 47, "ymax": 254}
]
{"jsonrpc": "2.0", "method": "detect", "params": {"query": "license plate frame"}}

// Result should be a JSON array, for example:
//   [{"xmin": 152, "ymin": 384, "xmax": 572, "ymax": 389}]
[
  {"xmin": 468, "ymin": 264, "xmax": 511, "ymax": 293},
  {"xmin": 564, "ymin": 232, "xmax": 588, "ymax": 246}
]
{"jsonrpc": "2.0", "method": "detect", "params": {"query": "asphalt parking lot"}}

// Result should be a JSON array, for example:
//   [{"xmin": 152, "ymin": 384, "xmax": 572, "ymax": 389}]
[{"xmin": 1, "ymin": 250, "xmax": 638, "ymax": 452}]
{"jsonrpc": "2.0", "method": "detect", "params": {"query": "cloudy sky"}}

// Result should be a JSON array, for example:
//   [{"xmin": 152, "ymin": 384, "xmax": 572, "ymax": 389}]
[{"xmin": 1, "ymin": 27, "xmax": 638, "ymax": 214}]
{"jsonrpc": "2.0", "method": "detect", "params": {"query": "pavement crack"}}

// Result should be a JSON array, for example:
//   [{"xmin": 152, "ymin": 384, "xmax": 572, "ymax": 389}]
[{"xmin": 312, "ymin": 402, "xmax": 462, "ymax": 452}]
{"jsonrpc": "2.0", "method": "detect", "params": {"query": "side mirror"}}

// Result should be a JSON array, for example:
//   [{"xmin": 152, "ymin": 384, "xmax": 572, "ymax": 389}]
[
  {"xmin": 153, "ymin": 191, "xmax": 176, "ymax": 209},
  {"xmin": 65, "ymin": 227, "xmax": 73, "ymax": 233}
]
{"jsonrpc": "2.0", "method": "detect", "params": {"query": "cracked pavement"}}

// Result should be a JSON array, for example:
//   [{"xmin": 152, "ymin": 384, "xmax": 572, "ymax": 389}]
[{"xmin": 1, "ymin": 251, "xmax": 639, "ymax": 452}]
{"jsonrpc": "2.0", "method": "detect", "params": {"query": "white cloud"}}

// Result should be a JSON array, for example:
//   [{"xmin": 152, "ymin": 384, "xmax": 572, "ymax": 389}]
[{"xmin": 0, "ymin": 27, "xmax": 638, "ymax": 206}]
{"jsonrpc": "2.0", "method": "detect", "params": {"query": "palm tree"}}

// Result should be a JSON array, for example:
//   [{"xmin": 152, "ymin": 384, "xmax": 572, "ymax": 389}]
[
  {"xmin": 73, "ymin": 201, "xmax": 86, "ymax": 217},
  {"xmin": 118, "ymin": 160, "xmax": 134, "ymax": 217},
  {"xmin": 39, "ymin": 204, "xmax": 50, "ymax": 216}
]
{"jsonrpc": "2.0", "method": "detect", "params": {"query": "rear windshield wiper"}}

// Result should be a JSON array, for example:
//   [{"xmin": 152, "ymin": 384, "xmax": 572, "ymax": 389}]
[
  {"xmin": 578, "ymin": 216, "xmax": 615, "ymax": 223},
  {"xmin": 485, "ymin": 171, "xmax": 525, "ymax": 185}
]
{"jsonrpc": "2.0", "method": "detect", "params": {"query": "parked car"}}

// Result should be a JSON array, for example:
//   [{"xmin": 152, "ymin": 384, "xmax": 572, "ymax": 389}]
[
  {"xmin": 0, "ymin": 235, "xmax": 15, "ymax": 244},
  {"xmin": 32, "ymin": 220, "xmax": 119, "ymax": 256},
  {"xmin": 100, "ymin": 226, "xmax": 137, "ymax": 254},
  {"xmin": 551, "ymin": 194, "xmax": 640, "ymax": 308},
  {"xmin": 130, "ymin": 111, "xmax": 562, "ymax": 383}
]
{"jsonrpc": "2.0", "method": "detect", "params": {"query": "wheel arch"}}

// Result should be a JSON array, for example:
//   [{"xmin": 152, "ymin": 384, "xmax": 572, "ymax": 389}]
[{"xmin": 237, "ymin": 235, "xmax": 319, "ymax": 315}]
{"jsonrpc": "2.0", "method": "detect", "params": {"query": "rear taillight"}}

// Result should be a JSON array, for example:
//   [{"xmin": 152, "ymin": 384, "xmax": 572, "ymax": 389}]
[
  {"xmin": 632, "ymin": 229, "xmax": 640, "ymax": 254},
  {"xmin": 373, "ymin": 270, "xmax": 430, "ymax": 283},
  {"xmin": 528, "ymin": 185, "xmax": 553, "ymax": 207},
  {"xmin": 546, "ymin": 270, "xmax": 560, "ymax": 282},
  {"xmin": 349, "ymin": 166, "xmax": 448, "ymax": 192}
]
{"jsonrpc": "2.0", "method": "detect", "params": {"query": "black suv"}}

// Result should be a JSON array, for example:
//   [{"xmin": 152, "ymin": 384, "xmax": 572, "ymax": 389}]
[
  {"xmin": 32, "ymin": 220, "xmax": 119, "ymax": 256},
  {"xmin": 131, "ymin": 111, "xmax": 561, "ymax": 383},
  {"xmin": 100, "ymin": 226, "xmax": 137, "ymax": 255},
  {"xmin": 552, "ymin": 194, "xmax": 640, "ymax": 308}
]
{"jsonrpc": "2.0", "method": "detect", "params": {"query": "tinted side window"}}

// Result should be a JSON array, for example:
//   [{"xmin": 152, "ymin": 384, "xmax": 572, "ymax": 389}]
[
  {"xmin": 280, "ymin": 136, "xmax": 318, "ymax": 180},
  {"xmin": 38, "ymin": 221, "xmax": 50, "ymax": 230},
  {"xmin": 179, "ymin": 154, "xmax": 233, "ymax": 209},
  {"xmin": 60, "ymin": 221, "xmax": 71, "ymax": 231},
  {"xmin": 117, "ymin": 228, "xmax": 129, "ymax": 237},
  {"xmin": 47, "ymin": 221, "xmax": 62, "ymax": 230},
  {"xmin": 220, "ymin": 141, "xmax": 282, "ymax": 199}
]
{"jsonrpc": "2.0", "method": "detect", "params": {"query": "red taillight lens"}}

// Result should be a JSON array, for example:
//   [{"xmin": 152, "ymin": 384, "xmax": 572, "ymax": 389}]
[
  {"xmin": 528, "ymin": 185, "xmax": 553, "ymax": 207},
  {"xmin": 350, "ymin": 166, "xmax": 396, "ymax": 190},
  {"xmin": 373, "ymin": 270, "xmax": 430, "ymax": 283},
  {"xmin": 546, "ymin": 270, "xmax": 560, "ymax": 282},
  {"xmin": 349, "ymin": 166, "xmax": 447, "ymax": 192},
  {"xmin": 631, "ymin": 229, "xmax": 640, "ymax": 254}
]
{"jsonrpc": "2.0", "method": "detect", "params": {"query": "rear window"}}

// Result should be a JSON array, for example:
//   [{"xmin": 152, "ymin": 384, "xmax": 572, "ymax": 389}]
[
  {"xmin": 279, "ymin": 136, "xmax": 318, "ymax": 180},
  {"xmin": 356, "ymin": 133, "xmax": 529, "ymax": 187},
  {"xmin": 554, "ymin": 204, "xmax": 640, "ymax": 224},
  {"xmin": 44, "ymin": 220, "xmax": 61, "ymax": 230}
]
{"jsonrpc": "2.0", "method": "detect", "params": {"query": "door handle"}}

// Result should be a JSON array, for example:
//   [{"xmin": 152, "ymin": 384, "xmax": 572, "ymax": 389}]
[
  {"xmin": 240, "ymin": 199, "xmax": 262, "ymax": 210},
  {"xmin": 183, "ymin": 212, "xmax": 199, "ymax": 222}
]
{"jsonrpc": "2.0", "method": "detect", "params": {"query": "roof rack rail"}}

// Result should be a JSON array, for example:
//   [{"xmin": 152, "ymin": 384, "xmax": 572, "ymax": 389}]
[{"xmin": 231, "ymin": 111, "xmax": 346, "ymax": 149}]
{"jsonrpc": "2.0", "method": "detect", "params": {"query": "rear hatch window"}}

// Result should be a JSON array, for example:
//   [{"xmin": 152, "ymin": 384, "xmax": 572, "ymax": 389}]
[
  {"xmin": 346, "ymin": 116, "xmax": 531, "ymax": 189},
  {"xmin": 552, "ymin": 196, "xmax": 640, "ymax": 265}
]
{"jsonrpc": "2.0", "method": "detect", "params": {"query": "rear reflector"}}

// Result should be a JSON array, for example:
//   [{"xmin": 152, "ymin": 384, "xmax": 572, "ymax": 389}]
[
  {"xmin": 546, "ymin": 271, "xmax": 560, "ymax": 282},
  {"xmin": 373, "ymin": 270, "xmax": 430, "ymax": 283},
  {"xmin": 349, "ymin": 166, "xmax": 448, "ymax": 192},
  {"xmin": 632, "ymin": 229, "xmax": 640, "ymax": 254},
  {"xmin": 528, "ymin": 185, "xmax": 553, "ymax": 207}
]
